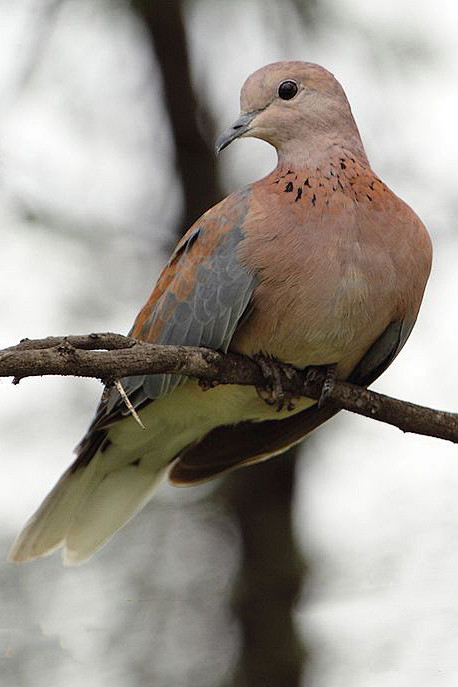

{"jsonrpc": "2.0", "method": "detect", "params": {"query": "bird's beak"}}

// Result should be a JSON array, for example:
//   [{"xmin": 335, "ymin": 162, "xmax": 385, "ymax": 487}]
[{"xmin": 215, "ymin": 111, "xmax": 258, "ymax": 154}]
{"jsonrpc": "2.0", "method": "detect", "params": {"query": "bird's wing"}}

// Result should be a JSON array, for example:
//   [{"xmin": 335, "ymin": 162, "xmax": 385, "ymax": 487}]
[
  {"xmin": 75, "ymin": 189, "xmax": 258, "ymax": 466},
  {"xmin": 169, "ymin": 319, "xmax": 414, "ymax": 484}
]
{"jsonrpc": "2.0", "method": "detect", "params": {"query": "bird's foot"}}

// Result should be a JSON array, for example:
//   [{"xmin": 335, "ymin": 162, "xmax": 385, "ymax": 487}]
[
  {"xmin": 305, "ymin": 363, "xmax": 338, "ymax": 408},
  {"xmin": 198, "ymin": 378, "xmax": 218, "ymax": 392},
  {"xmin": 254, "ymin": 354, "xmax": 297, "ymax": 412}
]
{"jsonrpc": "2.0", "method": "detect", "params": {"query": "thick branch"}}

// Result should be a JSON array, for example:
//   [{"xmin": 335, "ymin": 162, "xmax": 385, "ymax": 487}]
[{"xmin": 1, "ymin": 333, "xmax": 456, "ymax": 444}]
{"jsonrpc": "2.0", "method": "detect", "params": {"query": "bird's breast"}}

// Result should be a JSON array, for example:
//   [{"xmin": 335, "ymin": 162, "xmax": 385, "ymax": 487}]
[{"xmin": 233, "ymin": 197, "xmax": 399, "ymax": 372}]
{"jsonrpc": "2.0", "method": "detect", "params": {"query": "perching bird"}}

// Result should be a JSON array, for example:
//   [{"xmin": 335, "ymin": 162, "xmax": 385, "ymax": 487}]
[{"xmin": 10, "ymin": 61, "xmax": 432, "ymax": 565}]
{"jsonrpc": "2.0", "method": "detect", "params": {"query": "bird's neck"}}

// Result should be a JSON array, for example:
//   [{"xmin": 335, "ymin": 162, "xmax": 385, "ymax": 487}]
[{"xmin": 276, "ymin": 131, "xmax": 369, "ymax": 172}]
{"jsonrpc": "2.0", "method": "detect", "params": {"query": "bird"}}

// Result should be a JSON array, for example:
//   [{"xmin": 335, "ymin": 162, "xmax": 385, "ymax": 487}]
[{"xmin": 9, "ymin": 61, "xmax": 432, "ymax": 565}]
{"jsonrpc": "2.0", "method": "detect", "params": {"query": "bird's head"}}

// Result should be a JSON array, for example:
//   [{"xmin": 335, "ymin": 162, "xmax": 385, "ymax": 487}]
[{"xmin": 215, "ymin": 61, "xmax": 366, "ymax": 165}]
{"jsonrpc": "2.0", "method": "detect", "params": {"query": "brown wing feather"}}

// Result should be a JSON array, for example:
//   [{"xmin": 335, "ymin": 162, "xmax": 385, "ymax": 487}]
[
  {"xmin": 74, "ymin": 191, "xmax": 256, "ymax": 470},
  {"xmin": 169, "ymin": 404, "xmax": 338, "ymax": 484}
]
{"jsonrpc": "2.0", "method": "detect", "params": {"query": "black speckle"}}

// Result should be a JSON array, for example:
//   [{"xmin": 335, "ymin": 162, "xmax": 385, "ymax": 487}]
[
  {"xmin": 304, "ymin": 178, "xmax": 311, "ymax": 187},
  {"xmin": 326, "ymin": 200, "xmax": 329, "ymax": 206},
  {"xmin": 311, "ymin": 193, "xmax": 317, "ymax": 206},
  {"xmin": 319, "ymin": 182, "xmax": 323, "ymax": 187},
  {"xmin": 295, "ymin": 187, "xmax": 302, "ymax": 202},
  {"xmin": 100, "ymin": 438, "xmax": 112, "ymax": 454},
  {"xmin": 287, "ymin": 169, "xmax": 293, "ymax": 175},
  {"xmin": 351, "ymin": 158, "xmax": 355, "ymax": 163},
  {"xmin": 330, "ymin": 169, "xmax": 335, "ymax": 176},
  {"xmin": 338, "ymin": 180, "xmax": 344, "ymax": 191},
  {"xmin": 366, "ymin": 194, "xmax": 372, "ymax": 201},
  {"xmin": 369, "ymin": 180, "xmax": 375, "ymax": 190},
  {"xmin": 285, "ymin": 181, "xmax": 294, "ymax": 192},
  {"xmin": 340, "ymin": 161, "xmax": 346, "ymax": 170},
  {"xmin": 130, "ymin": 458, "xmax": 141, "ymax": 467}
]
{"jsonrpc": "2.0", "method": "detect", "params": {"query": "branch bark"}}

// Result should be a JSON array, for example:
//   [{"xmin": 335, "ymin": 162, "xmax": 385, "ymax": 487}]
[{"xmin": 1, "ymin": 333, "xmax": 456, "ymax": 444}]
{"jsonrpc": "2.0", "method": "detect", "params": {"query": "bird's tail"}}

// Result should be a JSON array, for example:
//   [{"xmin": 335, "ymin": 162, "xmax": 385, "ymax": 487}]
[{"xmin": 8, "ymin": 451, "xmax": 165, "ymax": 566}]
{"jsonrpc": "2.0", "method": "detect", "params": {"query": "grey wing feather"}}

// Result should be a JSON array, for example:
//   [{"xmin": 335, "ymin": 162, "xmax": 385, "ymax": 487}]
[
  {"xmin": 107, "ymin": 222, "xmax": 257, "ymax": 413},
  {"xmin": 350, "ymin": 319, "xmax": 414, "ymax": 385}
]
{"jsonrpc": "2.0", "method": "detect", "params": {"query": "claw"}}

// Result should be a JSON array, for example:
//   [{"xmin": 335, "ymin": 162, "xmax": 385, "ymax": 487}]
[
  {"xmin": 198, "ymin": 378, "xmax": 218, "ymax": 391},
  {"xmin": 305, "ymin": 363, "xmax": 338, "ymax": 408},
  {"xmin": 254, "ymin": 354, "xmax": 297, "ymax": 412}
]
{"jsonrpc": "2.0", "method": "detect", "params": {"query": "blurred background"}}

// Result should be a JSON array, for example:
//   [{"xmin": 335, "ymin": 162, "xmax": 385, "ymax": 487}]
[{"xmin": 1, "ymin": 0, "xmax": 458, "ymax": 685}]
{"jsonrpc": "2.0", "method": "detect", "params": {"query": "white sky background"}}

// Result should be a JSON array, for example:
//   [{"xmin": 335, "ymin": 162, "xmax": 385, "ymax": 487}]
[{"xmin": 1, "ymin": 0, "xmax": 458, "ymax": 685}]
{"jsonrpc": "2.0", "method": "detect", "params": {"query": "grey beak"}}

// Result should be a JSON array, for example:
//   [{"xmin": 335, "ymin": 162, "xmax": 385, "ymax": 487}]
[{"xmin": 215, "ymin": 111, "xmax": 258, "ymax": 154}]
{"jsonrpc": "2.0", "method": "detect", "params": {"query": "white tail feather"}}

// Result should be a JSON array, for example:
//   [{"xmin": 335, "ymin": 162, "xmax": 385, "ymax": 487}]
[
  {"xmin": 8, "ymin": 466, "xmax": 94, "ymax": 562},
  {"xmin": 8, "ymin": 380, "xmax": 255, "ymax": 565},
  {"xmin": 63, "ymin": 466, "xmax": 164, "ymax": 565},
  {"xmin": 9, "ymin": 458, "xmax": 165, "ymax": 565}
]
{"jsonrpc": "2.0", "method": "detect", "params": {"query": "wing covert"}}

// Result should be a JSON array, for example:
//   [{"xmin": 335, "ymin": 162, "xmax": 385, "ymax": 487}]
[{"xmin": 108, "ymin": 189, "xmax": 258, "ymax": 410}]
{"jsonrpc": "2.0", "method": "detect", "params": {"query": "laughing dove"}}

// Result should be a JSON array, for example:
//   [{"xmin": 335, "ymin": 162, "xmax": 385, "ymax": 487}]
[{"xmin": 10, "ymin": 61, "xmax": 432, "ymax": 564}]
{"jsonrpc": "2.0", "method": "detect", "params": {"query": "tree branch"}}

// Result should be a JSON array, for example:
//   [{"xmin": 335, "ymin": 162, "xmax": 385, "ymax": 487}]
[{"xmin": 1, "ymin": 333, "xmax": 456, "ymax": 444}]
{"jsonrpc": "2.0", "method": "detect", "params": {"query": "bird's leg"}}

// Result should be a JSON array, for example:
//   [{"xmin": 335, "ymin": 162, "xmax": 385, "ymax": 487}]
[
  {"xmin": 305, "ymin": 363, "xmax": 338, "ymax": 408},
  {"xmin": 253, "ymin": 354, "xmax": 297, "ymax": 412}
]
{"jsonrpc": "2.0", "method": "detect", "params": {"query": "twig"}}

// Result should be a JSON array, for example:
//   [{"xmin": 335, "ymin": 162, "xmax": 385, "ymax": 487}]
[
  {"xmin": 114, "ymin": 381, "xmax": 145, "ymax": 430},
  {"xmin": 0, "ymin": 333, "xmax": 456, "ymax": 445}
]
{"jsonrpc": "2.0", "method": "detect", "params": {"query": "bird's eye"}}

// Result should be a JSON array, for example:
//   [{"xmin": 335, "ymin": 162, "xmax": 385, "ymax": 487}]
[{"xmin": 278, "ymin": 80, "xmax": 298, "ymax": 100}]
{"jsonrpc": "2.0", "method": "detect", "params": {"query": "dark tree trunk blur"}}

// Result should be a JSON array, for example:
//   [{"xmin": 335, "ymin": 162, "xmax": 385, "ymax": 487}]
[
  {"xmin": 132, "ymin": 1, "xmax": 307, "ymax": 684},
  {"xmin": 225, "ymin": 460, "xmax": 306, "ymax": 687},
  {"xmin": 132, "ymin": 0, "xmax": 221, "ymax": 232}
]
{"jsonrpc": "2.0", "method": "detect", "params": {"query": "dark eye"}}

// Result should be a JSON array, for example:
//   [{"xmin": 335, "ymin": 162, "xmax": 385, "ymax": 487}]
[{"xmin": 278, "ymin": 80, "xmax": 298, "ymax": 100}]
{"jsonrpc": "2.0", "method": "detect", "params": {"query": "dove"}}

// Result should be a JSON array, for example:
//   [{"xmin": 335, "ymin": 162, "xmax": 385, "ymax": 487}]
[{"xmin": 10, "ymin": 61, "xmax": 432, "ymax": 564}]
